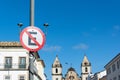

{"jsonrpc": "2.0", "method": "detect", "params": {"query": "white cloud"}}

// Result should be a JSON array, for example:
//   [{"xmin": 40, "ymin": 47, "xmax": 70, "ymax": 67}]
[
  {"xmin": 92, "ymin": 27, "xmax": 97, "ymax": 31},
  {"xmin": 82, "ymin": 32, "xmax": 91, "ymax": 37},
  {"xmin": 113, "ymin": 25, "xmax": 120, "ymax": 31},
  {"xmin": 112, "ymin": 25, "xmax": 120, "ymax": 37},
  {"xmin": 73, "ymin": 43, "xmax": 89, "ymax": 50},
  {"xmin": 112, "ymin": 33, "xmax": 116, "ymax": 37},
  {"xmin": 42, "ymin": 45, "xmax": 62, "ymax": 52}
]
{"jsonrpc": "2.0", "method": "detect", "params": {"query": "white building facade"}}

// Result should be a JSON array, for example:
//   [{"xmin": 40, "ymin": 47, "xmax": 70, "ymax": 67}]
[
  {"xmin": 0, "ymin": 42, "xmax": 46, "ymax": 80},
  {"xmin": 104, "ymin": 53, "xmax": 120, "ymax": 80},
  {"xmin": 90, "ymin": 70, "xmax": 106, "ymax": 80}
]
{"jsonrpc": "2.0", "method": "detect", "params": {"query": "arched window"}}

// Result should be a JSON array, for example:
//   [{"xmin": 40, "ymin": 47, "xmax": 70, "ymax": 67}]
[
  {"xmin": 56, "ymin": 68, "xmax": 58, "ymax": 73},
  {"xmin": 85, "ymin": 67, "xmax": 88, "ymax": 72},
  {"xmin": 56, "ymin": 78, "xmax": 58, "ymax": 80},
  {"xmin": 84, "ymin": 62, "xmax": 87, "ymax": 66},
  {"xmin": 69, "ymin": 76, "xmax": 74, "ymax": 80}
]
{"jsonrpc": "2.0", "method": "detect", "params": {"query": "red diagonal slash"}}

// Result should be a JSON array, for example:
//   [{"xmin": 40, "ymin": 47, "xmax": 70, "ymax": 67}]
[{"xmin": 25, "ymin": 31, "xmax": 41, "ymax": 47}]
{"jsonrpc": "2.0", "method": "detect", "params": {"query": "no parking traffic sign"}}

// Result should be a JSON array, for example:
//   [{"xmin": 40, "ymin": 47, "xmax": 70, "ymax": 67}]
[{"xmin": 20, "ymin": 26, "xmax": 45, "ymax": 52}]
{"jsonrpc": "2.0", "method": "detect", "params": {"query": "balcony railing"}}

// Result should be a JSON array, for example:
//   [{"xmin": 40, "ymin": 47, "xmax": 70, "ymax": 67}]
[
  {"xmin": 19, "ymin": 64, "xmax": 26, "ymax": 68},
  {"xmin": 4, "ymin": 64, "xmax": 12, "ymax": 68},
  {"xmin": 2, "ymin": 63, "xmax": 27, "ymax": 69}
]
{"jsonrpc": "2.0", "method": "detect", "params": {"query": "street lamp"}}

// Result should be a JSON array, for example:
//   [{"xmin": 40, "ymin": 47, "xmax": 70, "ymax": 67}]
[
  {"xmin": 18, "ymin": 23, "xmax": 23, "ymax": 27},
  {"xmin": 43, "ymin": 23, "xmax": 49, "ymax": 36},
  {"xmin": 17, "ymin": 23, "xmax": 23, "ymax": 35}
]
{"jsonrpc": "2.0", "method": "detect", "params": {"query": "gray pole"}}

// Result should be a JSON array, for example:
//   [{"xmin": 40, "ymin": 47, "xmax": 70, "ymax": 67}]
[
  {"xmin": 30, "ymin": 0, "xmax": 34, "ymax": 26},
  {"xmin": 29, "ymin": 0, "xmax": 35, "ymax": 80},
  {"xmin": 29, "ymin": 52, "xmax": 34, "ymax": 80}
]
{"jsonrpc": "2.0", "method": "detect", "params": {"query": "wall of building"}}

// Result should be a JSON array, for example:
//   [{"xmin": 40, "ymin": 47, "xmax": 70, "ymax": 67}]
[
  {"xmin": 106, "ymin": 61, "xmax": 120, "ymax": 80},
  {"xmin": 0, "ymin": 42, "xmax": 46, "ymax": 80},
  {"xmin": 98, "ymin": 70, "xmax": 106, "ymax": 79},
  {"xmin": 36, "ymin": 60, "xmax": 46, "ymax": 80},
  {"xmin": 0, "ymin": 49, "xmax": 29, "ymax": 69},
  {"xmin": 82, "ymin": 66, "xmax": 91, "ymax": 74},
  {"xmin": 0, "ymin": 71, "xmax": 29, "ymax": 80},
  {"xmin": 65, "ymin": 71, "xmax": 80, "ymax": 80},
  {"xmin": 90, "ymin": 70, "xmax": 106, "ymax": 80},
  {"xmin": 105, "ymin": 53, "xmax": 120, "ymax": 80},
  {"xmin": 0, "ymin": 48, "xmax": 29, "ymax": 80},
  {"xmin": 99, "ymin": 76, "xmax": 106, "ymax": 80},
  {"xmin": 52, "ymin": 67, "xmax": 62, "ymax": 75},
  {"xmin": 81, "ymin": 74, "xmax": 89, "ymax": 80},
  {"xmin": 52, "ymin": 75, "xmax": 62, "ymax": 80}
]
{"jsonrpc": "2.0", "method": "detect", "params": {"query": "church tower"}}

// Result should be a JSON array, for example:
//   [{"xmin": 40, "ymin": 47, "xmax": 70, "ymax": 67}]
[
  {"xmin": 52, "ymin": 55, "xmax": 62, "ymax": 80},
  {"xmin": 81, "ymin": 55, "xmax": 91, "ymax": 80}
]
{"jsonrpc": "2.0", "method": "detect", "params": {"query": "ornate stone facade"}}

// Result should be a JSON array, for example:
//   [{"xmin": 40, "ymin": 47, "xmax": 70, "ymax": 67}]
[{"xmin": 52, "ymin": 55, "xmax": 92, "ymax": 80}]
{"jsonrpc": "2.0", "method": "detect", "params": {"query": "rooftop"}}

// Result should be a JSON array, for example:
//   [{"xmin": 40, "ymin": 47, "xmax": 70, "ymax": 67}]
[
  {"xmin": 104, "ymin": 53, "xmax": 120, "ymax": 68},
  {"xmin": 68, "ymin": 67, "xmax": 75, "ymax": 71},
  {"xmin": 0, "ymin": 41, "xmax": 22, "ymax": 47}
]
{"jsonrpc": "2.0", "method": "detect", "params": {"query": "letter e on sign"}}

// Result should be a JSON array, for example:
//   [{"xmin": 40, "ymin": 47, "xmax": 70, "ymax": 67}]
[{"xmin": 20, "ymin": 26, "xmax": 45, "ymax": 52}]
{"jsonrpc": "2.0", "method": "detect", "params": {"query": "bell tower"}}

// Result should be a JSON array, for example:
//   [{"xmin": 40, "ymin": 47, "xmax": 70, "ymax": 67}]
[
  {"xmin": 81, "ymin": 55, "xmax": 91, "ymax": 80},
  {"xmin": 52, "ymin": 55, "xmax": 62, "ymax": 80}
]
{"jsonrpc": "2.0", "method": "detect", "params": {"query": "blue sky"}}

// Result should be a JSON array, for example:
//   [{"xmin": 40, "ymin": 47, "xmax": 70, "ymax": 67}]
[{"xmin": 0, "ymin": 0, "xmax": 120, "ymax": 80}]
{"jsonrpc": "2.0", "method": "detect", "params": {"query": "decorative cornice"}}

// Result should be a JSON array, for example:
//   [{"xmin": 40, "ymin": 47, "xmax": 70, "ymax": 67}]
[
  {"xmin": 0, "ymin": 41, "xmax": 22, "ymax": 47},
  {"xmin": 37, "ymin": 59, "xmax": 45, "ymax": 68},
  {"xmin": 52, "ymin": 74, "xmax": 62, "ymax": 75},
  {"xmin": 0, "ymin": 69, "xmax": 28, "ymax": 71},
  {"xmin": 81, "ymin": 73, "xmax": 89, "ymax": 75}
]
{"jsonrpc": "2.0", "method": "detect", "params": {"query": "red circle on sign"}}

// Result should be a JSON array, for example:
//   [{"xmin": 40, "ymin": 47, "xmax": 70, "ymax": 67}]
[{"xmin": 20, "ymin": 26, "xmax": 45, "ymax": 52}]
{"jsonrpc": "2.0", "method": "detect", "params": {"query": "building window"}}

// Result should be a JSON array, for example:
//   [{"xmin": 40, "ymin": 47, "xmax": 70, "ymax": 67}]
[
  {"xmin": 19, "ymin": 76, "xmax": 25, "ymax": 80},
  {"xmin": 112, "ymin": 64, "xmax": 116, "ymax": 72},
  {"xmin": 4, "ymin": 75, "xmax": 10, "ymax": 80},
  {"xmin": 4, "ymin": 57, "xmax": 12, "ymax": 68},
  {"xmin": 56, "ymin": 78, "xmax": 58, "ymax": 80},
  {"xmin": 84, "ymin": 62, "xmax": 87, "ymax": 66},
  {"xmin": 117, "ymin": 61, "xmax": 119, "ymax": 69},
  {"xmin": 19, "ymin": 57, "xmax": 26, "ymax": 68},
  {"xmin": 113, "ymin": 77, "xmax": 116, "ymax": 80},
  {"xmin": 69, "ymin": 76, "xmax": 74, "ymax": 80},
  {"xmin": 119, "ymin": 60, "xmax": 120, "ymax": 69},
  {"xmin": 85, "ymin": 67, "xmax": 88, "ymax": 72},
  {"xmin": 107, "ymin": 67, "xmax": 111, "ymax": 74},
  {"xmin": 118, "ymin": 75, "xmax": 120, "ymax": 80},
  {"xmin": 56, "ymin": 68, "xmax": 58, "ymax": 73}
]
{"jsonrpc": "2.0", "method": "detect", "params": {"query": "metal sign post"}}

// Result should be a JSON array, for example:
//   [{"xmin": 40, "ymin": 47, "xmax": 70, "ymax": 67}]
[
  {"xmin": 30, "ymin": 0, "xmax": 34, "ymax": 80},
  {"xmin": 30, "ymin": 0, "xmax": 34, "ymax": 26}
]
